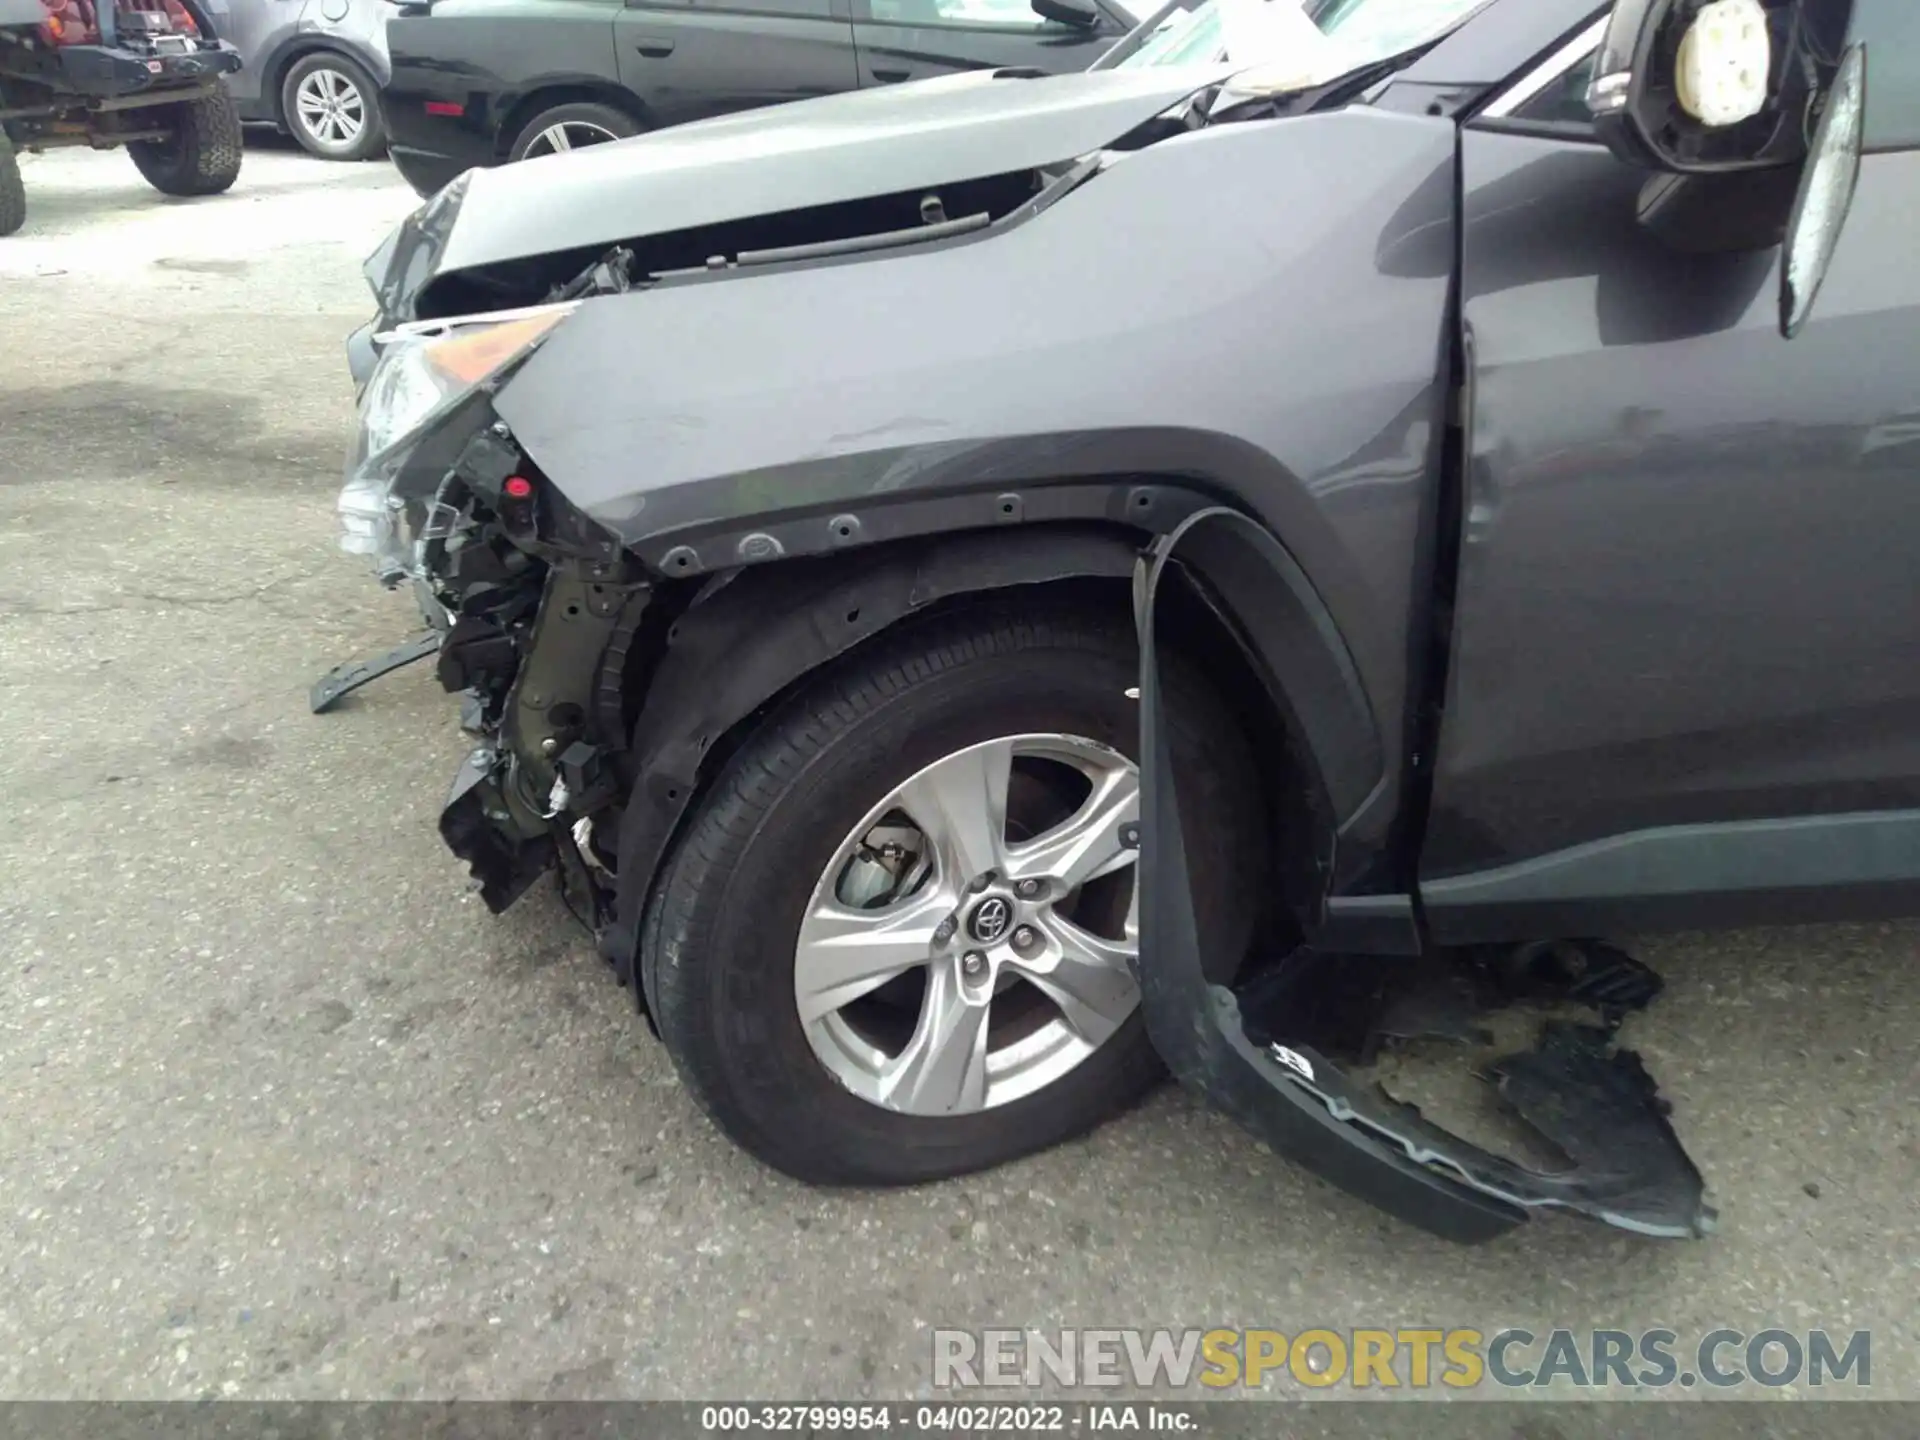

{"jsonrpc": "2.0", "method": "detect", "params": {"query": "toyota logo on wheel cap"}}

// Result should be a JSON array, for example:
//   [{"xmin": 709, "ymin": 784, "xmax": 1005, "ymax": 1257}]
[{"xmin": 968, "ymin": 896, "xmax": 1013, "ymax": 944}]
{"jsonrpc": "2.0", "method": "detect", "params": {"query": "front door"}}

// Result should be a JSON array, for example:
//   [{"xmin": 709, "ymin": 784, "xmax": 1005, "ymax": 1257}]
[
  {"xmin": 1422, "ymin": 9, "xmax": 1920, "ymax": 938},
  {"xmin": 215, "ymin": 0, "xmax": 299, "ymax": 110},
  {"xmin": 616, "ymin": 0, "xmax": 861, "ymax": 129}
]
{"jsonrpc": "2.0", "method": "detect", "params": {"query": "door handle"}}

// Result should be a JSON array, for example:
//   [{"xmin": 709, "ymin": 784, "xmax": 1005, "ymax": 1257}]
[
  {"xmin": 634, "ymin": 36, "xmax": 676, "ymax": 56},
  {"xmin": 871, "ymin": 65, "xmax": 911, "ymax": 81}
]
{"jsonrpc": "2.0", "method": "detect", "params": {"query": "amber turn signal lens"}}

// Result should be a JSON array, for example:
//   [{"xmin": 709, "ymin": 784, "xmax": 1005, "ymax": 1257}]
[{"xmin": 422, "ymin": 310, "xmax": 572, "ymax": 387}]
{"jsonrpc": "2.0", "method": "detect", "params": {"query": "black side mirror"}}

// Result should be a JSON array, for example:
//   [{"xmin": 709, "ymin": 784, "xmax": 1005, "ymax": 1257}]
[
  {"xmin": 1031, "ymin": 0, "xmax": 1100, "ymax": 27},
  {"xmin": 1589, "ymin": 0, "xmax": 1832, "ymax": 173}
]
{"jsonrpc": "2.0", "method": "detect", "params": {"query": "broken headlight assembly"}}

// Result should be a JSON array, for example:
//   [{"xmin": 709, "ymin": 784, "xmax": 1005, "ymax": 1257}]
[{"xmin": 337, "ymin": 302, "xmax": 578, "ymax": 585}]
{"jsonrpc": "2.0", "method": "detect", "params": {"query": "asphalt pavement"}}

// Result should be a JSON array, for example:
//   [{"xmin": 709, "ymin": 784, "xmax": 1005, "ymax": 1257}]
[{"xmin": 1, "ymin": 142, "xmax": 1916, "ymax": 1405}]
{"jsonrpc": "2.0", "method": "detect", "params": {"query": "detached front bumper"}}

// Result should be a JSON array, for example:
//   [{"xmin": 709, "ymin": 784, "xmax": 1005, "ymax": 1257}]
[{"xmin": 46, "ymin": 40, "xmax": 240, "ymax": 98}]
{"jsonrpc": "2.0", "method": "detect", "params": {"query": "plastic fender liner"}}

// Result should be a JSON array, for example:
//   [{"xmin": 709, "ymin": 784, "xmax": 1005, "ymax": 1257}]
[
  {"xmin": 1132, "ymin": 488, "xmax": 1425, "ymax": 942},
  {"xmin": 1136, "ymin": 509, "xmax": 1525, "ymax": 1244},
  {"xmin": 1137, "ymin": 513, "xmax": 1713, "ymax": 1243},
  {"xmin": 599, "ymin": 525, "xmax": 1140, "ymax": 999},
  {"xmin": 1179, "ymin": 511, "xmax": 1381, "ymax": 818}
]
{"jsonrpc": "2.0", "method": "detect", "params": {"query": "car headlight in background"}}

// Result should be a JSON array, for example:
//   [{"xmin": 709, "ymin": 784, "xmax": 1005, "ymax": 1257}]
[{"xmin": 337, "ymin": 302, "xmax": 578, "ymax": 582}]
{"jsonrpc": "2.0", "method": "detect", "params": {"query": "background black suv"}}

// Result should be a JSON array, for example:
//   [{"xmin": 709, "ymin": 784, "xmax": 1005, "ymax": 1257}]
[{"xmin": 381, "ymin": 0, "xmax": 1141, "ymax": 196}]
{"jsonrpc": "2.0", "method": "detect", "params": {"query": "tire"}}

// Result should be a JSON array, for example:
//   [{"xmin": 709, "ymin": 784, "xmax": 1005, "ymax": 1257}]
[
  {"xmin": 0, "ymin": 130, "xmax": 23, "ymax": 238},
  {"xmin": 507, "ymin": 101, "xmax": 639, "ymax": 162},
  {"xmin": 641, "ymin": 598, "xmax": 1269, "ymax": 1187},
  {"xmin": 129, "ymin": 91, "xmax": 243, "ymax": 197},
  {"xmin": 280, "ymin": 52, "xmax": 386, "ymax": 162}
]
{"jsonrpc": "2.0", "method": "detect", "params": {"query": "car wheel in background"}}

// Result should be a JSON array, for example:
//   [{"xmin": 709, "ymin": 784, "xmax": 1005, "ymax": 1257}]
[
  {"xmin": 640, "ymin": 600, "xmax": 1268, "ymax": 1185},
  {"xmin": 128, "ymin": 92, "xmax": 244, "ymax": 197},
  {"xmin": 508, "ymin": 102, "xmax": 639, "ymax": 162},
  {"xmin": 0, "ymin": 131, "xmax": 24, "ymax": 236},
  {"xmin": 282, "ymin": 53, "xmax": 386, "ymax": 162}
]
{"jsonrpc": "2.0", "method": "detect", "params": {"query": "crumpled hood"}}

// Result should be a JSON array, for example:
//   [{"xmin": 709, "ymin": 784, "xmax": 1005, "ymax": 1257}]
[{"xmin": 372, "ymin": 63, "xmax": 1231, "ymax": 302}]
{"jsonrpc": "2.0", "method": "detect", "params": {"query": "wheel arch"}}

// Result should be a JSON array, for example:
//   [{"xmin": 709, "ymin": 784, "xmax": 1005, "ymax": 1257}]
[
  {"xmin": 1139, "ymin": 507, "xmax": 1409, "ymax": 953},
  {"xmin": 260, "ymin": 36, "xmax": 383, "ymax": 125},
  {"xmin": 494, "ymin": 82, "xmax": 649, "ymax": 161},
  {"xmin": 598, "ymin": 515, "xmax": 1372, "ymax": 995}
]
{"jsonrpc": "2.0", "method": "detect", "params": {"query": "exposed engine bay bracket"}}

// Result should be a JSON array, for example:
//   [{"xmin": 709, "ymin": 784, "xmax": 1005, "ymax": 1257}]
[
  {"xmin": 499, "ymin": 565, "xmax": 650, "ymax": 826},
  {"xmin": 432, "ymin": 557, "xmax": 647, "ymax": 913},
  {"xmin": 436, "ymin": 612, "xmax": 521, "ymax": 712},
  {"xmin": 547, "ymin": 246, "xmax": 639, "ymax": 303},
  {"xmin": 439, "ymin": 745, "xmax": 554, "ymax": 913},
  {"xmin": 452, "ymin": 425, "xmax": 524, "ymax": 500}
]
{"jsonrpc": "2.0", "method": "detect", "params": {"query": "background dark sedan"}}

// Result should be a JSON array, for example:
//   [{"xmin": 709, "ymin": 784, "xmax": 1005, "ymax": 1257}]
[{"xmin": 381, "ymin": 0, "xmax": 1145, "ymax": 196}]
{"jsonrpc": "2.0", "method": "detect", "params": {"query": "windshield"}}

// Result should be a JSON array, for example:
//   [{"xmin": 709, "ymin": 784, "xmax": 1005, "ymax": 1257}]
[{"xmin": 1106, "ymin": 0, "xmax": 1488, "ymax": 74}]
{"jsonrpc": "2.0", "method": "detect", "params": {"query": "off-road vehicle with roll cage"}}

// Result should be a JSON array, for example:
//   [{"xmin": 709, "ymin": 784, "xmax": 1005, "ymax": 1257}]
[
  {"xmin": 0, "ymin": 0, "xmax": 241, "ymax": 234},
  {"xmin": 318, "ymin": 0, "xmax": 1916, "ymax": 1243}
]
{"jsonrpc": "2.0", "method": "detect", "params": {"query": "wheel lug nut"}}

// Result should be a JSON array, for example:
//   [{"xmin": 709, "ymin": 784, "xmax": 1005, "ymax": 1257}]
[
  {"xmin": 968, "ymin": 872, "xmax": 995, "ymax": 894},
  {"xmin": 1011, "ymin": 925, "xmax": 1038, "ymax": 951},
  {"xmin": 961, "ymin": 951, "xmax": 988, "ymax": 978},
  {"xmin": 1015, "ymin": 878, "xmax": 1042, "ymax": 899},
  {"xmin": 933, "ymin": 917, "xmax": 956, "ymax": 945}
]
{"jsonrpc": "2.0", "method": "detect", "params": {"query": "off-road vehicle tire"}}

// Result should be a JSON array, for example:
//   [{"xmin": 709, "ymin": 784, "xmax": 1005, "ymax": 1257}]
[
  {"xmin": 129, "ymin": 92, "xmax": 243, "ymax": 197},
  {"xmin": 507, "ymin": 101, "xmax": 639, "ymax": 162},
  {"xmin": 640, "ymin": 598, "xmax": 1269, "ymax": 1186},
  {"xmin": 281, "ymin": 51, "xmax": 386, "ymax": 162},
  {"xmin": 0, "ymin": 130, "xmax": 25, "ymax": 237}
]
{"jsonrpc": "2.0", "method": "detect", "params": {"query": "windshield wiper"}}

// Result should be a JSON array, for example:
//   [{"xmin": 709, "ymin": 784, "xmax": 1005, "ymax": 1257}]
[
  {"xmin": 1298, "ymin": 46, "xmax": 1426, "ymax": 108},
  {"xmin": 1210, "ymin": 32, "xmax": 1442, "ymax": 122}
]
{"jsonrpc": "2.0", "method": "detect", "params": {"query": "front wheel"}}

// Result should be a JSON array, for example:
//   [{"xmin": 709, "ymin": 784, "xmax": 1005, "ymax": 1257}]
[
  {"xmin": 641, "ymin": 600, "xmax": 1268, "ymax": 1185},
  {"xmin": 128, "ymin": 92, "xmax": 243, "ymax": 197},
  {"xmin": 0, "ymin": 130, "xmax": 24, "ymax": 236}
]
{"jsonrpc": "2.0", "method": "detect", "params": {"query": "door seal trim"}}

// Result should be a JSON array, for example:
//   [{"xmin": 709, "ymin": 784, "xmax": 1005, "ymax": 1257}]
[{"xmin": 1422, "ymin": 808, "xmax": 1920, "ymax": 942}]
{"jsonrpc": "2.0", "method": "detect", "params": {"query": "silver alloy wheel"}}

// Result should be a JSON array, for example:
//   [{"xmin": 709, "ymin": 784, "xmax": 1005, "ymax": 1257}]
[
  {"xmin": 522, "ymin": 121, "xmax": 621, "ymax": 157},
  {"xmin": 292, "ymin": 66, "xmax": 366, "ymax": 154},
  {"xmin": 794, "ymin": 734, "xmax": 1142, "ymax": 1117}
]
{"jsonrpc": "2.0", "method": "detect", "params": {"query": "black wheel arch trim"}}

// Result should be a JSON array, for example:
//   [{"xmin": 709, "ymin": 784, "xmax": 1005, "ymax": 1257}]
[
  {"xmin": 598, "ymin": 504, "xmax": 1396, "ymax": 1016},
  {"xmin": 1138, "ymin": 508, "xmax": 1387, "ymax": 842},
  {"xmin": 599, "ymin": 525, "xmax": 1141, "ymax": 993},
  {"xmin": 1134, "ymin": 524, "xmax": 1525, "ymax": 1245}
]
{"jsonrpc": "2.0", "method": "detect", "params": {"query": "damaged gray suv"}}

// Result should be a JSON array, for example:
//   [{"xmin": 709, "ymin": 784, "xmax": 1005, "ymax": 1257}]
[{"xmin": 323, "ymin": 0, "xmax": 1919, "ymax": 1243}]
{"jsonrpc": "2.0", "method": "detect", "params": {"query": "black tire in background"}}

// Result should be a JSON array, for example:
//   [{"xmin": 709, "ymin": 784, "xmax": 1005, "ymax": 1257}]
[
  {"xmin": 128, "ymin": 91, "xmax": 243, "ymax": 197},
  {"xmin": 640, "ymin": 599, "xmax": 1269, "ymax": 1187},
  {"xmin": 280, "ymin": 51, "xmax": 386, "ymax": 162},
  {"xmin": 0, "ymin": 130, "xmax": 24, "ymax": 237},
  {"xmin": 507, "ymin": 101, "xmax": 639, "ymax": 162}
]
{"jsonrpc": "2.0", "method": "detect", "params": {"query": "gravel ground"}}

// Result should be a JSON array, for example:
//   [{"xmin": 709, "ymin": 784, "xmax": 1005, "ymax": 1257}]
[{"xmin": 1, "ymin": 142, "xmax": 1916, "ymax": 1406}]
